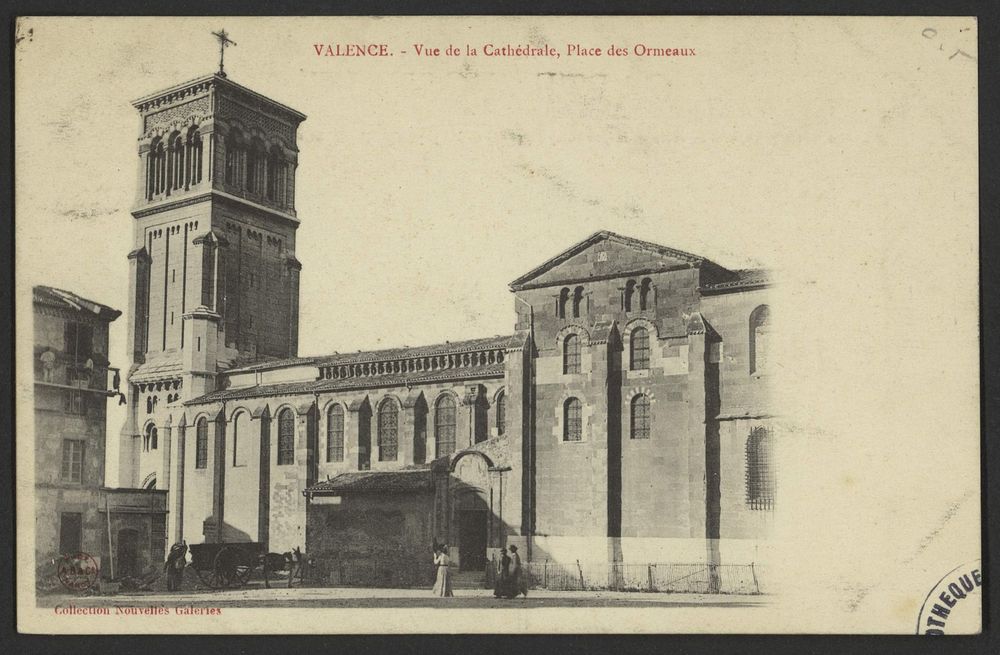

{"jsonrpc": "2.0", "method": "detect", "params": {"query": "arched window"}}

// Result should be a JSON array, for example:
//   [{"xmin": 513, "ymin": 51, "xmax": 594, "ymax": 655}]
[
  {"xmin": 563, "ymin": 333, "xmax": 581, "ymax": 374},
  {"xmin": 145, "ymin": 140, "xmax": 156, "ymax": 199},
  {"xmin": 327, "ymin": 404, "xmax": 345, "ymax": 462},
  {"xmin": 624, "ymin": 279, "xmax": 636, "ymax": 312},
  {"xmin": 413, "ymin": 397, "xmax": 427, "ymax": 464},
  {"xmin": 148, "ymin": 139, "xmax": 167, "ymax": 198},
  {"xmin": 277, "ymin": 408, "xmax": 295, "ymax": 465},
  {"xmin": 378, "ymin": 399, "xmax": 398, "ymax": 461},
  {"xmin": 144, "ymin": 423, "xmax": 157, "ymax": 452},
  {"xmin": 630, "ymin": 394, "xmax": 651, "ymax": 439},
  {"xmin": 435, "ymin": 395, "xmax": 457, "ymax": 457},
  {"xmin": 187, "ymin": 128, "xmax": 203, "ymax": 187},
  {"xmin": 195, "ymin": 418, "xmax": 208, "ymax": 469},
  {"xmin": 630, "ymin": 327, "xmax": 650, "ymax": 370},
  {"xmin": 746, "ymin": 427, "xmax": 775, "ymax": 510},
  {"xmin": 144, "ymin": 476, "xmax": 157, "ymax": 490},
  {"xmin": 224, "ymin": 132, "xmax": 241, "ymax": 187},
  {"xmin": 496, "ymin": 390, "xmax": 506, "ymax": 436},
  {"xmin": 557, "ymin": 287, "xmax": 570, "ymax": 318},
  {"xmin": 639, "ymin": 278, "xmax": 653, "ymax": 310},
  {"xmin": 750, "ymin": 305, "xmax": 771, "ymax": 375},
  {"xmin": 168, "ymin": 132, "xmax": 184, "ymax": 193},
  {"xmin": 246, "ymin": 139, "xmax": 266, "ymax": 195},
  {"xmin": 572, "ymin": 286, "xmax": 584, "ymax": 318},
  {"xmin": 232, "ymin": 411, "xmax": 251, "ymax": 467},
  {"xmin": 563, "ymin": 397, "xmax": 582, "ymax": 441},
  {"xmin": 266, "ymin": 147, "xmax": 284, "ymax": 202},
  {"xmin": 146, "ymin": 397, "xmax": 153, "ymax": 415}
]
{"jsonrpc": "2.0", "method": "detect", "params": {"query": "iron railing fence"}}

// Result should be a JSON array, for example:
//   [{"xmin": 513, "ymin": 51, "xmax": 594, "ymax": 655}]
[
  {"xmin": 319, "ymin": 557, "xmax": 762, "ymax": 594},
  {"xmin": 491, "ymin": 559, "xmax": 761, "ymax": 595}
]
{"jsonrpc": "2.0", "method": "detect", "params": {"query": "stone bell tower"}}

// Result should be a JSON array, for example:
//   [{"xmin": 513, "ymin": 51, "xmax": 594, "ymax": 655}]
[{"xmin": 118, "ymin": 64, "xmax": 306, "ymax": 492}]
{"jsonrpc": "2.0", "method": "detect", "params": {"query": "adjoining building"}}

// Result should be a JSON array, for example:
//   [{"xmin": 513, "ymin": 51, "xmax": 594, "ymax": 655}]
[
  {"xmin": 33, "ymin": 286, "xmax": 168, "ymax": 588},
  {"xmin": 118, "ymin": 71, "xmax": 776, "ymax": 589}
]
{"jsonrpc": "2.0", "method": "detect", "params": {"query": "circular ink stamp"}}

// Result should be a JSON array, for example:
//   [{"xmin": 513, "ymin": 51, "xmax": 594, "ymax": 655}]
[
  {"xmin": 916, "ymin": 559, "xmax": 983, "ymax": 635},
  {"xmin": 57, "ymin": 552, "xmax": 100, "ymax": 592}
]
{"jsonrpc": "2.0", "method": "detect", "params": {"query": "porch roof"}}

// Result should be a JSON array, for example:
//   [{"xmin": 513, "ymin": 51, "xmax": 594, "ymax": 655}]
[{"xmin": 305, "ymin": 468, "xmax": 434, "ymax": 496}]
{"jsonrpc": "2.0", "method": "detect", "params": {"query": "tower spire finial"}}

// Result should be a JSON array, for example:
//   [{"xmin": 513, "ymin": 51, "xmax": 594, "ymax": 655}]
[{"xmin": 211, "ymin": 29, "xmax": 237, "ymax": 78}]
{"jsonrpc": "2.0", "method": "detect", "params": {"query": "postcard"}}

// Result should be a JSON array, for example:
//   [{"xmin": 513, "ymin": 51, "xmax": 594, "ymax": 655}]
[{"xmin": 14, "ymin": 15, "xmax": 980, "ymax": 634}]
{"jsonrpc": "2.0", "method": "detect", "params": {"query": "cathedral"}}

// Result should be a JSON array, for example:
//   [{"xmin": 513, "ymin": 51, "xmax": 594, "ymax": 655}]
[{"xmin": 118, "ymin": 70, "xmax": 775, "ymax": 588}]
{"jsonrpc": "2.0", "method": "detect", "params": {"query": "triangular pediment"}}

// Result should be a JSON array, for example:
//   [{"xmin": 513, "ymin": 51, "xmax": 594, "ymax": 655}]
[{"xmin": 510, "ymin": 231, "xmax": 711, "ymax": 290}]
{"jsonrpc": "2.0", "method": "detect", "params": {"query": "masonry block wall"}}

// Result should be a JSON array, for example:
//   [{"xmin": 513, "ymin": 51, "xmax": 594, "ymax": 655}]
[
  {"xmin": 306, "ymin": 493, "xmax": 435, "ymax": 587},
  {"xmin": 180, "ymin": 413, "xmax": 217, "ymax": 544},
  {"xmin": 136, "ymin": 210, "xmax": 211, "ymax": 356},
  {"xmin": 701, "ymin": 287, "xmax": 774, "ymax": 562},
  {"xmin": 33, "ymin": 291, "xmax": 119, "ymax": 577},
  {"xmin": 171, "ymin": 374, "xmax": 511, "ymax": 551},
  {"xmin": 124, "ymin": 74, "xmax": 306, "ymax": 508},
  {"xmin": 220, "ymin": 409, "xmax": 264, "ymax": 541},
  {"xmin": 513, "ymin": 258, "xmax": 709, "ymax": 564},
  {"xmin": 217, "ymin": 203, "xmax": 299, "ymax": 359}
]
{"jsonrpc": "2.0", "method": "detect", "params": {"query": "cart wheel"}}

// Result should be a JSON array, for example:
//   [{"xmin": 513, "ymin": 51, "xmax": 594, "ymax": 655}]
[
  {"xmin": 195, "ymin": 568, "xmax": 220, "ymax": 589},
  {"xmin": 214, "ymin": 545, "xmax": 254, "ymax": 588},
  {"xmin": 234, "ymin": 564, "xmax": 253, "ymax": 587}
]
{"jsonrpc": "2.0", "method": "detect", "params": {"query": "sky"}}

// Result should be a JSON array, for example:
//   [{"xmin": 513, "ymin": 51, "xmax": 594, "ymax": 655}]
[{"xmin": 15, "ymin": 16, "xmax": 982, "ymax": 630}]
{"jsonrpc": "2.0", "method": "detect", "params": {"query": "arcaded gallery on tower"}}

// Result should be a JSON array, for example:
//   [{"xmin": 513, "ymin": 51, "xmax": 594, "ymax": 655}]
[{"xmin": 118, "ymin": 71, "xmax": 776, "ymax": 590}]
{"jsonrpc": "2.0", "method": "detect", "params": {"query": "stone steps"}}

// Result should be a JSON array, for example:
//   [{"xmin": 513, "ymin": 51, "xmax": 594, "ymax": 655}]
[{"xmin": 450, "ymin": 570, "xmax": 487, "ymax": 589}]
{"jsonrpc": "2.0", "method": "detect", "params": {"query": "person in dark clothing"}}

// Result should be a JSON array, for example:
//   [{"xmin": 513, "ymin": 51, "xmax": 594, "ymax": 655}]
[
  {"xmin": 493, "ymin": 548, "xmax": 512, "ymax": 598},
  {"xmin": 164, "ymin": 541, "xmax": 187, "ymax": 592}
]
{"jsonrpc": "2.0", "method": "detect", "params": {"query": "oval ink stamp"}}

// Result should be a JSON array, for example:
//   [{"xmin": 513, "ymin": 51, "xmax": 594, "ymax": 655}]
[
  {"xmin": 916, "ymin": 559, "xmax": 982, "ymax": 634},
  {"xmin": 56, "ymin": 552, "xmax": 100, "ymax": 592}
]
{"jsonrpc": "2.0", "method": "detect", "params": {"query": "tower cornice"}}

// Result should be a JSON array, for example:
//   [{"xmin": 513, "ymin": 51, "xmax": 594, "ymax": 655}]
[
  {"xmin": 131, "ymin": 73, "xmax": 306, "ymax": 124},
  {"xmin": 131, "ymin": 189, "xmax": 301, "ymax": 227}
]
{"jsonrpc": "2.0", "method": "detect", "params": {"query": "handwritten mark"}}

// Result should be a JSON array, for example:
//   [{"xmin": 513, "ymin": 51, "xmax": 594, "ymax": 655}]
[
  {"xmin": 922, "ymin": 27, "xmax": 976, "ymax": 62},
  {"xmin": 14, "ymin": 24, "xmax": 33, "ymax": 48}
]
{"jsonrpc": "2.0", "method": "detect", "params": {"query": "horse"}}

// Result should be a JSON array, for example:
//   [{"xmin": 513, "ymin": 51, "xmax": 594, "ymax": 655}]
[{"xmin": 260, "ymin": 547, "xmax": 308, "ymax": 589}]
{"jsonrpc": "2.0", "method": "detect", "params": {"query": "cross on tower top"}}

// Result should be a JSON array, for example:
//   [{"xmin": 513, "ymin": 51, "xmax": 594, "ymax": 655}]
[{"xmin": 211, "ymin": 29, "xmax": 237, "ymax": 78}]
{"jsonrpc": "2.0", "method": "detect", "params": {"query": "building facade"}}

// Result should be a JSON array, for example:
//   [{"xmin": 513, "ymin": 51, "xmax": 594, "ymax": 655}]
[
  {"xmin": 33, "ymin": 286, "xmax": 168, "ymax": 587},
  {"xmin": 119, "ymin": 73, "xmax": 776, "ymax": 584}
]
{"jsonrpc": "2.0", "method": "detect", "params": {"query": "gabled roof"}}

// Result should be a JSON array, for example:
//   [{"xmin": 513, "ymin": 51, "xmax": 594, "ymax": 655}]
[
  {"xmin": 700, "ymin": 268, "xmax": 773, "ymax": 294},
  {"xmin": 509, "ymin": 230, "xmax": 722, "ymax": 291},
  {"xmin": 187, "ymin": 360, "xmax": 506, "ymax": 405},
  {"xmin": 225, "ymin": 334, "xmax": 523, "ymax": 374},
  {"xmin": 33, "ymin": 286, "xmax": 121, "ymax": 322},
  {"xmin": 304, "ymin": 468, "xmax": 434, "ymax": 496}
]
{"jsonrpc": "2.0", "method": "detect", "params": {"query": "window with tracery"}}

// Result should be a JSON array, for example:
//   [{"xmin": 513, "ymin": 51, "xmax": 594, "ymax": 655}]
[
  {"xmin": 746, "ymin": 427, "xmax": 775, "ymax": 510},
  {"xmin": 327, "ymin": 404, "xmax": 344, "ymax": 462},
  {"xmin": 435, "ymin": 395, "xmax": 456, "ymax": 457},
  {"xmin": 630, "ymin": 394, "xmax": 650, "ymax": 439},
  {"xmin": 563, "ymin": 334, "xmax": 581, "ymax": 374},
  {"xmin": 563, "ymin": 397, "xmax": 582, "ymax": 441},
  {"xmin": 630, "ymin": 327, "xmax": 650, "ymax": 370},
  {"xmin": 277, "ymin": 409, "xmax": 295, "ymax": 465},
  {"xmin": 195, "ymin": 418, "xmax": 209, "ymax": 469},
  {"xmin": 378, "ymin": 399, "xmax": 398, "ymax": 461}
]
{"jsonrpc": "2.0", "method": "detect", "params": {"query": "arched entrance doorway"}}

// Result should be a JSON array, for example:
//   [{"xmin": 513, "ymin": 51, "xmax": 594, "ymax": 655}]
[{"xmin": 455, "ymin": 490, "xmax": 488, "ymax": 571}]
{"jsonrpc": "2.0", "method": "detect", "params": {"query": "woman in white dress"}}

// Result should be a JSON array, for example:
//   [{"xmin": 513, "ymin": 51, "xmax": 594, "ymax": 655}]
[{"xmin": 432, "ymin": 545, "xmax": 454, "ymax": 597}]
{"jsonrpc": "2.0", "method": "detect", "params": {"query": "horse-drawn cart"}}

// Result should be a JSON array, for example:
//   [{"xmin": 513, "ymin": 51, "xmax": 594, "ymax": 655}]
[{"xmin": 188, "ymin": 542, "xmax": 266, "ymax": 589}]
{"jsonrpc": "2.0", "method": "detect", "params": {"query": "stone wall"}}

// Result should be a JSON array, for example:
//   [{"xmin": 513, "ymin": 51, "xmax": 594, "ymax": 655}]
[{"xmin": 306, "ymin": 492, "xmax": 436, "ymax": 587}]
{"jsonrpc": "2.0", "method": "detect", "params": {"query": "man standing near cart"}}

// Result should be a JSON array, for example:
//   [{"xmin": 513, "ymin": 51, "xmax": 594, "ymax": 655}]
[{"xmin": 164, "ymin": 541, "xmax": 188, "ymax": 592}]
